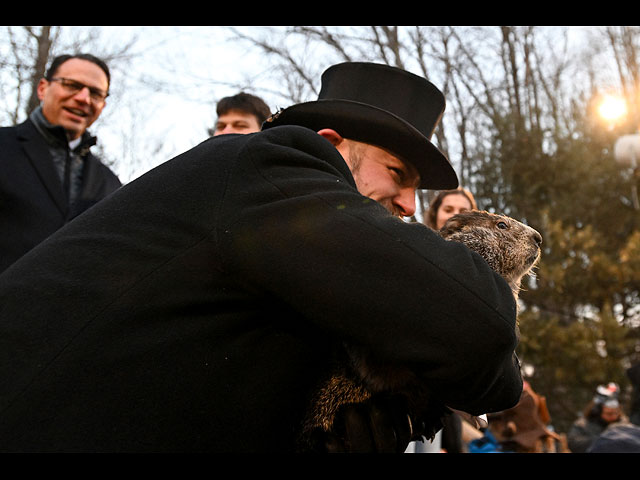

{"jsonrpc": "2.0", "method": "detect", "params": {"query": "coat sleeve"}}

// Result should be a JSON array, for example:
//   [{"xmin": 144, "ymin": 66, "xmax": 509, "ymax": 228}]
[{"xmin": 218, "ymin": 126, "xmax": 522, "ymax": 414}]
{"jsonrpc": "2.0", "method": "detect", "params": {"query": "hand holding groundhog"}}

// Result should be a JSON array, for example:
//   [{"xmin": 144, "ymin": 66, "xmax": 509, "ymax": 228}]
[{"xmin": 299, "ymin": 210, "xmax": 542, "ymax": 452}]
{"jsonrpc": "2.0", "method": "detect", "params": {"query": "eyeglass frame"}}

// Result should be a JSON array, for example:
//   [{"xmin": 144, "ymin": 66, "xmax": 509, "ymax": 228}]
[{"xmin": 49, "ymin": 77, "xmax": 109, "ymax": 103}]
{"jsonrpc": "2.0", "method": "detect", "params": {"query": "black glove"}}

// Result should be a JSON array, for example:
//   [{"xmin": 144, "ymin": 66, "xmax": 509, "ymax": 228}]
[{"xmin": 310, "ymin": 393, "xmax": 414, "ymax": 453}]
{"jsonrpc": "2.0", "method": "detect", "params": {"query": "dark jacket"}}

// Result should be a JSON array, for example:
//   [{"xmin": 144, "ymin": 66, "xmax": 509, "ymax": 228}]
[
  {"xmin": 0, "ymin": 116, "xmax": 121, "ymax": 272},
  {"xmin": 568, "ymin": 416, "xmax": 612, "ymax": 453},
  {"xmin": 0, "ymin": 126, "xmax": 522, "ymax": 452}
]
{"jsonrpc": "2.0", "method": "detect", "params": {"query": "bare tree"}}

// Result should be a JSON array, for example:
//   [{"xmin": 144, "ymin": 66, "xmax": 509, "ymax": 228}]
[
  {"xmin": 0, "ymin": 26, "xmax": 59, "ymax": 123},
  {"xmin": 605, "ymin": 26, "xmax": 640, "ymax": 130},
  {"xmin": 23, "ymin": 26, "xmax": 57, "ymax": 116}
]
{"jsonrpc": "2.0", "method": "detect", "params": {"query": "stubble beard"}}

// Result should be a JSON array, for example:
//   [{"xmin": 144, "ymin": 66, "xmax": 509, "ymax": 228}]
[{"xmin": 346, "ymin": 142, "xmax": 402, "ymax": 218}]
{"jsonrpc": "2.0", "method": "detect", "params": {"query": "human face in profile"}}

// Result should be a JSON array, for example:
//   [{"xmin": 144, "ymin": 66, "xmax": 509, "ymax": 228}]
[
  {"xmin": 317, "ymin": 129, "xmax": 420, "ymax": 218},
  {"xmin": 344, "ymin": 142, "xmax": 420, "ymax": 218}
]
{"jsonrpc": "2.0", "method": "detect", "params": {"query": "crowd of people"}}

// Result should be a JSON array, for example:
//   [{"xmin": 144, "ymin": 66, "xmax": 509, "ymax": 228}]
[
  {"xmin": 459, "ymin": 380, "xmax": 640, "ymax": 454},
  {"xmin": 0, "ymin": 52, "xmax": 638, "ymax": 453}
]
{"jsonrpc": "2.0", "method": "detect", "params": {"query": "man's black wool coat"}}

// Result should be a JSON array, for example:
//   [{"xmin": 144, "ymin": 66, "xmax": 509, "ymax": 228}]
[
  {"xmin": 0, "ymin": 125, "xmax": 522, "ymax": 452},
  {"xmin": 0, "ymin": 119, "xmax": 121, "ymax": 273}
]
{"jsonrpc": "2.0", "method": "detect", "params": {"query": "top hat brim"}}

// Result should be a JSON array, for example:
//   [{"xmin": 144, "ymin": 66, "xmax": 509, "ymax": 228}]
[{"xmin": 263, "ymin": 99, "xmax": 458, "ymax": 190}]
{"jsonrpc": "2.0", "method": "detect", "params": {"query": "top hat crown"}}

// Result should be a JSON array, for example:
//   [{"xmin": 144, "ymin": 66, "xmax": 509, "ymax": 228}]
[{"xmin": 263, "ymin": 62, "xmax": 458, "ymax": 190}]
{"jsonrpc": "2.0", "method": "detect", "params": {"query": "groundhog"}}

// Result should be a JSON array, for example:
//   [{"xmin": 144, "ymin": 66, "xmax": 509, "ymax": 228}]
[
  {"xmin": 298, "ymin": 210, "xmax": 543, "ymax": 452},
  {"xmin": 439, "ymin": 210, "xmax": 542, "ymax": 303}
]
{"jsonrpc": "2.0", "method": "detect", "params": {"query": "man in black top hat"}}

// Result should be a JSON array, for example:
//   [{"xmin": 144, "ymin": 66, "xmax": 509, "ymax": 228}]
[{"xmin": 0, "ymin": 63, "xmax": 522, "ymax": 453}]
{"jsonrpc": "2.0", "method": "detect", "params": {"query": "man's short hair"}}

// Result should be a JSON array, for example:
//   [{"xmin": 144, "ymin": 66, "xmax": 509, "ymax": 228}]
[
  {"xmin": 217, "ymin": 92, "xmax": 271, "ymax": 124},
  {"xmin": 45, "ymin": 53, "xmax": 111, "ymax": 87}
]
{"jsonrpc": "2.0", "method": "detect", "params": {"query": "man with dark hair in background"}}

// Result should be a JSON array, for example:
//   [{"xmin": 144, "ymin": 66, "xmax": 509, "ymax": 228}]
[{"xmin": 210, "ymin": 91, "xmax": 271, "ymax": 136}]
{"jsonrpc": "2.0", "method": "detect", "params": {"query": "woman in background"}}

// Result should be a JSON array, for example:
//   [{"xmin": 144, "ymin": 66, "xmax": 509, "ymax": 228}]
[{"xmin": 426, "ymin": 188, "xmax": 477, "ymax": 230}]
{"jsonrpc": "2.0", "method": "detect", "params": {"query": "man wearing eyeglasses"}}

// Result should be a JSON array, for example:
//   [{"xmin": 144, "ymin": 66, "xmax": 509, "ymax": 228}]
[{"xmin": 0, "ymin": 53, "xmax": 121, "ymax": 273}]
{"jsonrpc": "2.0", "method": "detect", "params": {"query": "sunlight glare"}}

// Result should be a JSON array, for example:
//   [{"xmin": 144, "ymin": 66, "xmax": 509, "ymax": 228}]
[{"xmin": 598, "ymin": 95, "xmax": 628, "ymax": 122}]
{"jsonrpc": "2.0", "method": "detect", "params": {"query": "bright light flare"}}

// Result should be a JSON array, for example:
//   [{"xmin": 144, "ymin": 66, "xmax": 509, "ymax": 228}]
[{"xmin": 598, "ymin": 95, "xmax": 628, "ymax": 122}]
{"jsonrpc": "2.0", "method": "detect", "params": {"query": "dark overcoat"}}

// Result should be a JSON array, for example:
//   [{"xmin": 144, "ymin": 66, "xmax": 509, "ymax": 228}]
[
  {"xmin": 0, "ymin": 125, "xmax": 522, "ymax": 452},
  {"xmin": 0, "ymin": 118, "xmax": 121, "ymax": 272}
]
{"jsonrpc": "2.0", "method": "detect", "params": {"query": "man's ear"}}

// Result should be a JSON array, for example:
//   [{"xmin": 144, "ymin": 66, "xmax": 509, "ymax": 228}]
[
  {"xmin": 317, "ymin": 129, "xmax": 344, "ymax": 147},
  {"xmin": 36, "ymin": 78, "xmax": 48, "ymax": 102},
  {"xmin": 318, "ymin": 129, "xmax": 353, "ymax": 169}
]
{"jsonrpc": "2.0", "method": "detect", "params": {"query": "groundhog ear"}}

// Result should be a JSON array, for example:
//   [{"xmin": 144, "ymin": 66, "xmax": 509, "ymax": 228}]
[{"xmin": 439, "ymin": 214, "xmax": 467, "ymax": 237}]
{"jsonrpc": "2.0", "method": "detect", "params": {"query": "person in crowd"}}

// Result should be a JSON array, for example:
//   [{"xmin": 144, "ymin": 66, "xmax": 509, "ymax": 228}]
[
  {"xmin": 209, "ymin": 91, "xmax": 271, "ymax": 136},
  {"xmin": 486, "ymin": 381, "xmax": 566, "ymax": 453},
  {"xmin": 0, "ymin": 53, "xmax": 121, "ymax": 273},
  {"xmin": 568, "ymin": 383, "xmax": 628, "ymax": 453},
  {"xmin": 425, "ymin": 187, "xmax": 477, "ymax": 230},
  {"xmin": 0, "ymin": 62, "xmax": 523, "ymax": 453},
  {"xmin": 587, "ymin": 423, "xmax": 640, "ymax": 453}
]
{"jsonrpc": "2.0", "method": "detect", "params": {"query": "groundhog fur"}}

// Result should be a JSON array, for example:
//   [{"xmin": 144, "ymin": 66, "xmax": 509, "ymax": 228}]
[{"xmin": 298, "ymin": 210, "xmax": 543, "ymax": 452}]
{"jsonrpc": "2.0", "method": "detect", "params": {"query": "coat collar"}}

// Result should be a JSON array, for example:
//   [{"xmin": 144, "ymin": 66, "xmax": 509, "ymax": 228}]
[
  {"xmin": 16, "ymin": 118, "xmax": 69, "ymax": 215},
  {"xmin": 17, "ymin": 108, "xmax": 100, "ymax": 216},
  {"xmin": 29, "ymin": 106, "xmax": 98, "ymax": 154}
]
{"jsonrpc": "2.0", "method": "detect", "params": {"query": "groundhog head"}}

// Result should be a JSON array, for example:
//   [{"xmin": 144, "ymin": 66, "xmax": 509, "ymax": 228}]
[{"xmin": 439, "ymin": 210, "xmax": 542, "ymax": 299}]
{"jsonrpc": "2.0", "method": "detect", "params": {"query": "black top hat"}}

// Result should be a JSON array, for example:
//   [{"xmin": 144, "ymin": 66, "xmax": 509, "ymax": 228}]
[{"xmin": 263, "ymin": 62, "xmax": 458, "ymax": 190}]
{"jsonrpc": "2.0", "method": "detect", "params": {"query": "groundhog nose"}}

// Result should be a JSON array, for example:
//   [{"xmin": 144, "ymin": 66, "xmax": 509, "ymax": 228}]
[{"xmin": 532, "ymin": 231, "xmax": 543, "ymax": 247}]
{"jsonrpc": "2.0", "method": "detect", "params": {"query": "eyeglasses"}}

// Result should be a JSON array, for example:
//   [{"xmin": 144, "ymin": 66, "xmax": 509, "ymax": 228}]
[{"xmin": 49, "ymin": 77, "xmax": 109, "ymax": 103}]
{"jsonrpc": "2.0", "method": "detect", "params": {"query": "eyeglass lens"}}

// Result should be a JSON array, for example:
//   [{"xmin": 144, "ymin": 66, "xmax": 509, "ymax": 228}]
[{"xmin": 51, "ymin": 77, "xmax": 108, "ymax": 101}]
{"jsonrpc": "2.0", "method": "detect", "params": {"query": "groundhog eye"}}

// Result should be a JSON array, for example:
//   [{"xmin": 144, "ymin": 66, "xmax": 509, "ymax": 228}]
[{"xmin": 496, "ymin": 221, "xmax": 509, "ymax": 230}]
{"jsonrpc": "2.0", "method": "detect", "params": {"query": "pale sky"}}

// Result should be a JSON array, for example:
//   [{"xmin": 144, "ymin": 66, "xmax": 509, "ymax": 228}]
[{"xmin": 89, "ymin": 26, "xmax": 292, "ymax": 182}]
